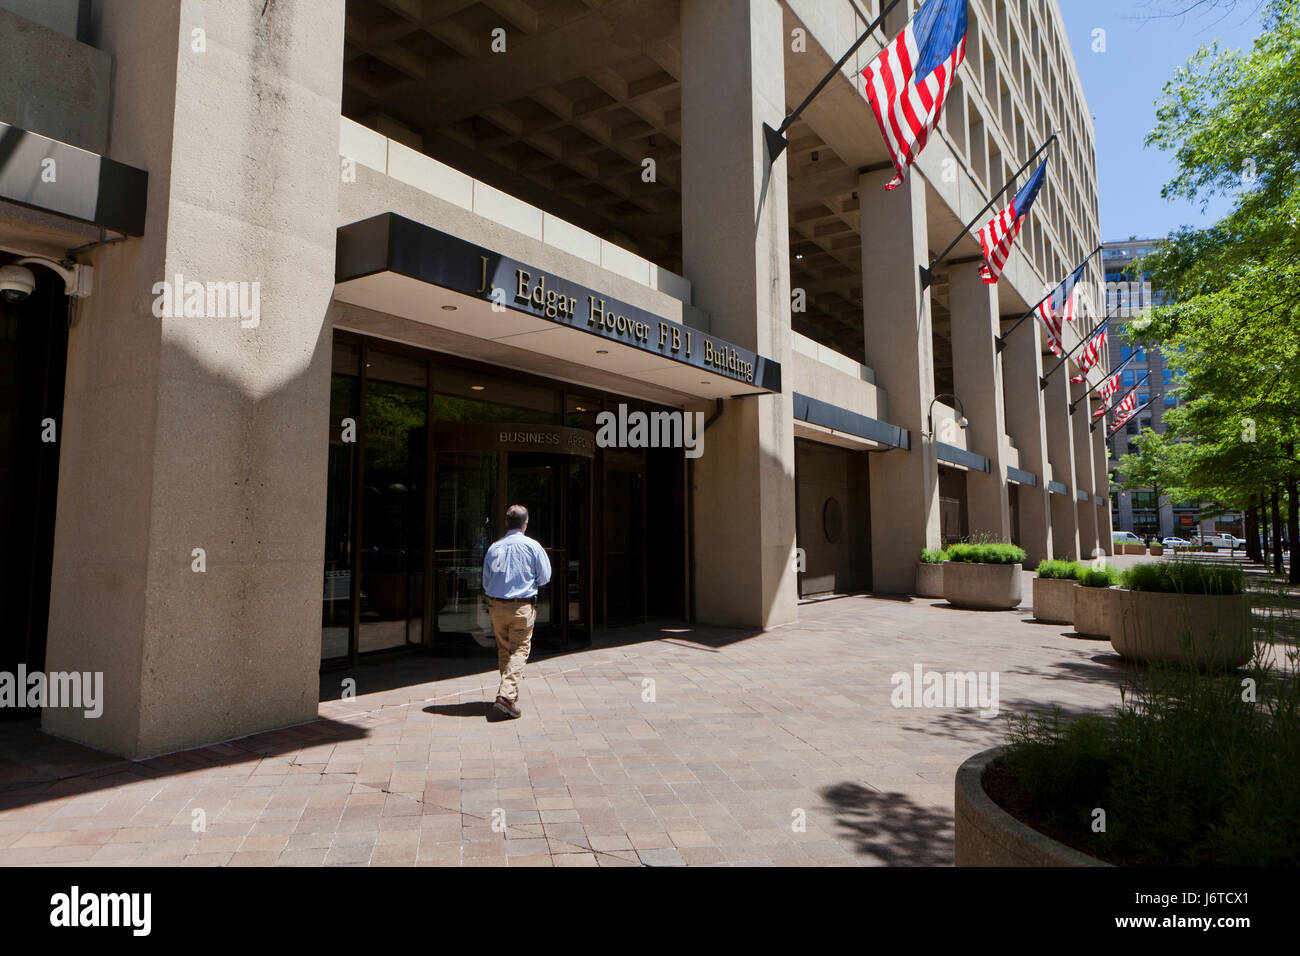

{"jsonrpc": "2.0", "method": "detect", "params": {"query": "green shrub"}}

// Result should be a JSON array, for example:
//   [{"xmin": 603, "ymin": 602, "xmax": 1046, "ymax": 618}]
[
  {"xmin": 999, "ymin": 659, "xmax": 1300, "ymax": 865},
  {"xmin": 1036, "ymin": 559, "xmax": 1085, "ymax": 580},
  {"xmin": 918, "ymin": 547, "xmax": 947, "ymax": 564},
  {"xmin": 1078, "ymin": 565, "xmax": 1119, "ymax": 588},
  {"xmin": 945, "ymin": 542, "xmax": 1027, "ymax": 565},
  {"xmin": 1120, "ymin": 561, "xmax": 1245, "ymax": 596}
]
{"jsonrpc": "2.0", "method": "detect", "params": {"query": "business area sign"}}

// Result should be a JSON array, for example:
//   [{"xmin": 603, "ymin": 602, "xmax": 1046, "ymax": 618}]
[{"xmin": 336, "ymin": 213, "xmax": 781, "ymax": 393}]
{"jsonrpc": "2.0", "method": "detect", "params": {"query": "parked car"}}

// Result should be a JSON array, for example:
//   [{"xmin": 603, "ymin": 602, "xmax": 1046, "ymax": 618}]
[{"xmin": 1161, "ymin": 536, "xmax": 1192, "ymax": 550}]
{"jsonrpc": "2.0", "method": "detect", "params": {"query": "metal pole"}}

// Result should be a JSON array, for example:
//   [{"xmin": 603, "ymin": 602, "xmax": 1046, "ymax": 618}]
[
  {"xmin": 995, "ymin": 242, "xmax": 1104, "ymax": 353},
  {"xmin": 1091, "ymin": 372, "xmax": 1150, "ymax": 433},
  {"xmin": 920, "ymin": 132, "xmax": 1059, "ymax": 289},
  {"xmin": 1070, "ymin": 351, "xmax": 1137, "ymax": 414},
  {"xmin": 763, "ymin": 0, "xmax": 907, "ymax": 161},
  {"xmin": 1039, "ymin": 309, "xmax": 1114, "ymax": 390}
]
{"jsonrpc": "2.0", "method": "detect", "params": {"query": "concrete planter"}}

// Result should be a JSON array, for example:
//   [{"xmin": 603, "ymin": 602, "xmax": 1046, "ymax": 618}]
[
  {"xmin": 954, "ymin": 747, "xmax": 1109, "ymax": 867},
  {"xmin": 1072, "ymin": 584, "xmax": 1113, "ymax": 638},
  {"xmin": 1031, "ymin": 576, "xmax": 1075, "ymax": 624},
  {"xmin": 942, "ymin": 561, "xmax": 1022, "ymax": 610},
  {"xmin": 1110, "ymin": 588, "xmax": 1252, "ymax": 668},
  {"xmin": 915, "ymin": 562, "xmax": 944, "ymax": 598},
  {"xmin": 1149, "ymin": 545, "xmax": 1163, "ymax": 556}
]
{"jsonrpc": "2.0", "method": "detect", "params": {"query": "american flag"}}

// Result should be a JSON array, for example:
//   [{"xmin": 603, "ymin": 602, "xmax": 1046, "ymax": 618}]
[
  {"xmin": 1034, "ymin": 260, "xmax": 1084, "ymax": 356},
  {"xmin": 863, "ymin": 0, "xmax": 969, "ymax": 191},
  {"xmin": 978, "ymin": 160, "xmax": 1048, "ymax": 283},
  {"xmin": 1093, "ymin": 371, "xmax": 1122, "ymax": 418},
  {"xmin": 1109, "ymin": 391, "xmax": 1138, "ymax": 432},
  {"xmin": 1070, "ymin": 318, "xmax": 1110, "ymax": 384}
]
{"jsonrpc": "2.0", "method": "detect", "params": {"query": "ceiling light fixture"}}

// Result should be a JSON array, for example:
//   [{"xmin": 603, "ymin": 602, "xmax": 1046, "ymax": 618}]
[
  {"xmin": 471, "ymin": 385, "xmax": 485, "ymax": 391},
  {"xmin": 595, "ymin": 349, "xmax": 609, "ymax": 355},
  {"xmin": 441, "ymin": 304, "xmax": 457, "ymax": 311}
]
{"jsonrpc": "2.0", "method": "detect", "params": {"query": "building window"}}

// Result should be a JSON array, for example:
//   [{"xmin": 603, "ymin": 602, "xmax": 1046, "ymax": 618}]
[{"xmin": 1122, "ymin": 370, "xmax": 1135, "ymax": 387}]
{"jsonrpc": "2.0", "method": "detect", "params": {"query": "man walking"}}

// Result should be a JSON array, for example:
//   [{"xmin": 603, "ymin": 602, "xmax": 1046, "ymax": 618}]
[{"xmin": 482, "ymin": 504, "xmax": 551, "ymax": 719}]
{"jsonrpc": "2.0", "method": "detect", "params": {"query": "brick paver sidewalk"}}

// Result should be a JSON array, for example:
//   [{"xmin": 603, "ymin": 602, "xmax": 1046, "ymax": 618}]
[{"xmin": 0, "ymin": 582, "xmax": 1131, "ymax": 866}]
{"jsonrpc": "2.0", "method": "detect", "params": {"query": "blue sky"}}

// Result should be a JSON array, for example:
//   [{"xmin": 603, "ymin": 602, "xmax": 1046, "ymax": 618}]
[{"xmin": 1058, "ymin": 0, "xmax": 1266, "ymax": 241}]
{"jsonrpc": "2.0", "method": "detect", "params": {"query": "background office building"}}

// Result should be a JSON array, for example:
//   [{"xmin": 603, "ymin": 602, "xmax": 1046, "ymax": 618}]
[
  {"xmin": 1, "ymin": 0, "xmax": 1108, "ymax": 758},
  {"xmin": 1102, "ymin": 239, "xmax": 1241, "ymax": 540}
]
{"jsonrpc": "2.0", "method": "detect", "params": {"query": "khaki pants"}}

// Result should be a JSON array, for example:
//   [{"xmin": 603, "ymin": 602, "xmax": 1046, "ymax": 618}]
[{"xmin": 488, "ymin": 598, "xmax": 535, "ymax": 702}]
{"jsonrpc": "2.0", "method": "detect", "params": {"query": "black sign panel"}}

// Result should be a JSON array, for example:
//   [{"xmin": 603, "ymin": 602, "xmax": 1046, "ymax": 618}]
[
  {"xmin": 0, "ymin": 122, "xmax": 148, "ymax": 236},
  {"xmin": 336, "ymin": 213, "xmax": 781, "ymax": 393}
]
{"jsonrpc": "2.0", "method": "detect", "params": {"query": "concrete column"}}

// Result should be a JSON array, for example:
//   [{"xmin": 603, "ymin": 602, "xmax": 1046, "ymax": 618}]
[
  {"xmin": 42, "ymin": 0, "xmax": 344, "ymax": 757},
  {"xmin": 1071, "ymin": 379, "xmax": 1099, "ymax": 558},
  {"xmin": 860, "ymin": 168, "xmax": 939, "ymax": 591},
  {"xmin": 681, "ymin": 0, "xmax": 797, "ymax": 627},
  {"xmin": 999, "ymin": 319, "xmax": 1051, "ymax": 565},
  {"xmin": 949, "ymin": 262, "xmax": 1010, "ymax": 541},
  {"xmin": 1092, "ymin": 411, "xmax": 1113, "ymax": 553},
  {"xmin": 1043, "ymin": 362, "xmax": 1080, "ymax": 559}
]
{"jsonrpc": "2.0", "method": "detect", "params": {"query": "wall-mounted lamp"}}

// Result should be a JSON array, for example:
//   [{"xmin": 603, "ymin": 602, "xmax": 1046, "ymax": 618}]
[{"xmin": 926, "ymin": 392, "xmax": 968, "ymax": 438}]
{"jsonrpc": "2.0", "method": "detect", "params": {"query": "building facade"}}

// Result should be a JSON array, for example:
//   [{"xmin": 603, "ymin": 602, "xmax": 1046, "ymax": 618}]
[{"xmin": 1, "ymin": 0, "xmax": 1108, "ymax": 758}]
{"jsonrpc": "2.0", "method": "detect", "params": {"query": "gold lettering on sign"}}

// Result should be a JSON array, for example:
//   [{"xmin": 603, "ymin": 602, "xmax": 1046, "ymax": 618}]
[
  {"xmin": 477, "ymin": 256, "xmax": 490, "ymax": 294},
  {"xmin": 515, "ymin": 269, "xmax": 530, "ymax": 301}
]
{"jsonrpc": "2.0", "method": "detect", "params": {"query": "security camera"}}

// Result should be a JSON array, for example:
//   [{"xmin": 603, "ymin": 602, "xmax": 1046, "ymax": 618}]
[{"xmin": 0, "ymin": 264, "xmax": 36, "ymax": 303}]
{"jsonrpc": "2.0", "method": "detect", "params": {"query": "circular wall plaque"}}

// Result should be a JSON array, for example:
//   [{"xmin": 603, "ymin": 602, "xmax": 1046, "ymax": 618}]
[{"xmin": 823, "ymin": 497, "xmax": 842, "ymax": 543}]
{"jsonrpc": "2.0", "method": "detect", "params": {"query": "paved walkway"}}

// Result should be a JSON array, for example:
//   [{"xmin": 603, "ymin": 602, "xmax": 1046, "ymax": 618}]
[{"xmin": 0, "ymin": 577, "xmax": 1133, "ymax": 866}]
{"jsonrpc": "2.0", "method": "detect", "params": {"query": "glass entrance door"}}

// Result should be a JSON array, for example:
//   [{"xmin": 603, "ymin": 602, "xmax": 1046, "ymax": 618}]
[
  {"xmin": 432, "ymin": 446, "xmax": 591, "ymax": 651},
  {"xmin": 507, "ymin": 453, "xmax": 562, "ymax": 645},
  {"xmin": 434, "ymin": 450, "xmax": 498, "ymax": 651}
]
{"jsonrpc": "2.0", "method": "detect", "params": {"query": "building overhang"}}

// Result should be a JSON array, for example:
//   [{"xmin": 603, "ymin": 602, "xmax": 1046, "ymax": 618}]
[
  {"xmin": 0, "ymin": 122, "xmax": 147, "ymax": 236},
  {"xmin": 1048, "ymin": 480, "xmax": 1070, "ymax": 496},
  {"xmin": 334, "ymin": 213, "xmax": 780, "ymax": 402},
  {"xmin": 1006, "ymin": 465, "xmax": 1037, "ymax": 487},
  {"xmin": 937, "ymin": 442, "xmax": 989, "ymax": 473},
  {"xmin": 791, "ymin": 392, "xmax": 909, "ymax": 451}
]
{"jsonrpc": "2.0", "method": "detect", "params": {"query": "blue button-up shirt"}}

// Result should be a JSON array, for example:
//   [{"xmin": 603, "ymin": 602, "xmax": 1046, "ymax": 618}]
[{"xmin": 482, "ymin": 530, "xmax": 552, "ymax": 599}]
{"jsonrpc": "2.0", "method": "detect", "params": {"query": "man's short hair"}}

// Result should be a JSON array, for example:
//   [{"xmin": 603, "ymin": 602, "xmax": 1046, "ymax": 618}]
[{"xmin": 506, "ymin": 504, "xmax": 529, "ymax": 530}]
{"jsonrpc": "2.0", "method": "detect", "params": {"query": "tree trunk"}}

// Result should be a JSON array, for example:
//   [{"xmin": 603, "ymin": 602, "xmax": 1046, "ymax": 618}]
[
  {"xmin": 1287, "ymin": 477, "xmax": 1299, "ymax": 585},
  {"xmin": 1261, "ymin": 489, "xmax": 1271, "ymax": 566},
  {"xmin": 1246, "ymin": 501, "xmax": 1261, "ymax": 562},
  {"xmin": 1271, "ymin": 489, "xmax": 1284, "ymax": 575}
]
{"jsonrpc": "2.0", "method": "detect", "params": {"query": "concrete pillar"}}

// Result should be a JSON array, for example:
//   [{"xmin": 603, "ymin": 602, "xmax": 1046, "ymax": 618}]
[
  {"xmin": 681, "ymin": 0, "xmax": 797, "ymax": 627},
  {"xmin": 1043, "ymin": 361, "xmax": 1080, "ymax": 559},
  {"xmin": 41, "ymin": 0, "xmax": 345, "ymax": 757},
  {"xmin": 949, "ymin": 262, "xmax": 1010, "ymax": 541},
  {"xmin": 1092, "ymin": 411, "xmax": 1113, "ymax": 553},
  {"xmin": 860, "ymin": 168, "xmax": 939, "ymax": 591},
  {"xmin": 1071, "ymin": 379, "xmax": 1099, "ymax": 558},
  {"xmin": 999, "ymin": 319, "xmax": 1051, "ymax": 565}
]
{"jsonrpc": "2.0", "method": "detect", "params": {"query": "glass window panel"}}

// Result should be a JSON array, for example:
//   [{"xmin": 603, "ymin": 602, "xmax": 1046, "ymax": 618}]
[
  {"xmin": 322, "ymin": 344, "xmax": 361, "ymax": 661},
  {"xmin": 435, "ymin": 365, "xmax": 559, "ymax": 422},
  {"xmin": 358, "ymin": 351, "xmax": 428, "ymax": 653},
  {"xmin": 435, "ymin": 451, "xmax": 498, "ymax": 648}
]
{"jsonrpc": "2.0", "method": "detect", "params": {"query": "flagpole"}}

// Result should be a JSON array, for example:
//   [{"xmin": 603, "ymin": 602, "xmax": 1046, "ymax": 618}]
[
  {"xmin": 995, "ymin": 242, "xmax": 1104, "ymax": 353},
  {"xmin": 919, "ymin": 131, "xmax": 1059, "ymax": 290},
  {"xmin": 1090, "ymin": 372, "xmax": 1150, "ymax": 433},
  {"xmin": 1038, "ymin": 308, "xmax": 1115, "ymax": 391},
  {"xmin": 763, "ymin": 0, "xmax": 907, "ymax": 161},
  {"xmin": 1070, "ymin": 350, "xmax": 1137, "ymax": 414}
]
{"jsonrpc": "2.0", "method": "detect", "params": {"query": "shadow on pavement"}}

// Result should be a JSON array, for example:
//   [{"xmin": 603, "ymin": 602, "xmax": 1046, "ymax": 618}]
[{"xmin": 820, "ymin": 782, "xmax": 954, "ymax": 866}]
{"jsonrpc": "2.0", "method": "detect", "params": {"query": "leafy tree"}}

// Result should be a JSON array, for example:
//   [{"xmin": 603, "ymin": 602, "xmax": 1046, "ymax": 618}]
[{"xmin": 1131, "ymin": 0, "xmax": 1300, "ymax": 579}]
